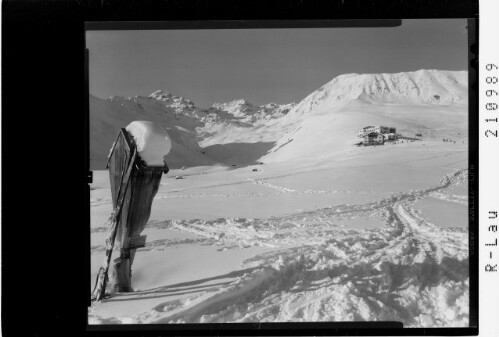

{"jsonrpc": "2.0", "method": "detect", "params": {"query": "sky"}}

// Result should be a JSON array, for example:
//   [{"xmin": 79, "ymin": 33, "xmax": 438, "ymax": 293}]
[{"xmin": 87, "ymin": 19, "xmax": 468, "ymax": 107}]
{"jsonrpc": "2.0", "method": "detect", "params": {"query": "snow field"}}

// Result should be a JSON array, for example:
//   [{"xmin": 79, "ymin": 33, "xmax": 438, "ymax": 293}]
[
  {"xmin": 90, "ymin": 151, "xmax": 469, "ymax": 326},
  {"xmin": 89, "ymin": 70, "xmax": 469, "ymax": 326}
]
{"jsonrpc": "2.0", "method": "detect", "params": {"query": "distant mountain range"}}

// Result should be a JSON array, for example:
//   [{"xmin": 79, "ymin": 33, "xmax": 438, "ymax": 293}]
[{"xmin": 90, "ymin": 70, "xmax": 468, "ymax": 169}]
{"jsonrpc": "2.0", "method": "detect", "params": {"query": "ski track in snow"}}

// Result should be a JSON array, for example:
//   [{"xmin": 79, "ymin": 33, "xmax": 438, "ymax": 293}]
[
  {"xmin": 91, "ymin": 180, "xmax": 394, "ymax": 208},
  {"xmin": 90, "ymin": 169, "xmax": 468, "ymax": 327},
  {"xmin": 245, "ymin": 177, "xmax": 296, "ymax": 193},
  {"xmin": 90, "ymin": 150, "xmax": 467, "ymax": 208}
]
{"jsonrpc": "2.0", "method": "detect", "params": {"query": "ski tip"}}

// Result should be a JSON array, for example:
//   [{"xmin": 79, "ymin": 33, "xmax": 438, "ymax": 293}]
[{"xmin": 90, "ymin": 293, "xmax": 112, "ymax": 303}]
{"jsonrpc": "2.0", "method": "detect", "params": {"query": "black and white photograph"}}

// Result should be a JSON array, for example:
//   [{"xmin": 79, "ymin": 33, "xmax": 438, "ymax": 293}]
[{"xmin": 87, "ymin": 20, "xmax": 471, "ymax": 327}]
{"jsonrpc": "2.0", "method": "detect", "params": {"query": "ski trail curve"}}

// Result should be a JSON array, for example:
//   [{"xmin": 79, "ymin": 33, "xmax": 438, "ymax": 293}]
[{"xmin": 90, "ymin": 169, "xmax": 468, "ymax": 326}]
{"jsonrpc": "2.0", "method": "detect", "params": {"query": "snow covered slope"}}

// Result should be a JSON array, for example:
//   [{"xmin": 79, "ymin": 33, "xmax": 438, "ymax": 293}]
[
  {"xmin": 289, "ymin": 70, "xmax": 467, "ymax": 117},
  {"xmin": 90, "ymin": 93, "xmax": 293, "ymax": 168},
  {"xmin": 89, "ymin": 70, "xmax": 469, "ymax": 326},
  {"xmin": 90, "ymin": 145, "xmax": 469, "ymax": 326},
  {"xmin": 89, "ymin": 94, "xmax": 213, "ymax": 170},
  {"xmin": 262, "ymin": 70, "xmax": 468, "ymax": 163},
  {"xmin": 90, "ymin": 70, "xmax": 467, "ymax": 168}
]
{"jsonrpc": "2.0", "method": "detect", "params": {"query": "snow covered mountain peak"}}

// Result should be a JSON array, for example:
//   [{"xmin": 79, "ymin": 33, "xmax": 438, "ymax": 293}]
[
  {"xmin": 212, "ymin": 99, "xmax": 254, "ymax": 113},
  {"xmin": 230, "ymin": 98, "xmax": 252, "ymax": 106},
  {"xmin": 210, "ymin": 99, "xmax": 296, "ymax": 124},
  {"xmin": 148, "ymin": 90, "xmax": 173, "ymax": 100},
  {"xmin": 145, "ymin": 90, "xmax": 197, "ymax": 113},
  {"xmin": 321, "ymin": 70, "xmax": 468, "ymax": 103},
  {"xmin": 148, "ymin": 90, "xmax": 195, "ymax": 105},
  {"xmin": 291, "ymin": 69, "xmax": 468, "ymax": 116}
]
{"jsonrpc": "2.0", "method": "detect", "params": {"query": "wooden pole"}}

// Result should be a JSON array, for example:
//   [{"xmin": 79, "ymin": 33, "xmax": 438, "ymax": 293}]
[
  {"xmin": 106, "ymin": 129, "xmax": 167, "ymax": 293},
  {"xmin": 110, "ymin": 257, "xmax": 132, "ymax": 292}
]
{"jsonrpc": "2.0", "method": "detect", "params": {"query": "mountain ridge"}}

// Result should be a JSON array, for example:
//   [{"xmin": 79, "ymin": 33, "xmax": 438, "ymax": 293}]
[
  {"xmin": 90, "ymin": 69, "xmax": 468, "ymax": 169},
  {"xmin": 286, "ymin": 69, "xmax": 467, "ymax": 118}
]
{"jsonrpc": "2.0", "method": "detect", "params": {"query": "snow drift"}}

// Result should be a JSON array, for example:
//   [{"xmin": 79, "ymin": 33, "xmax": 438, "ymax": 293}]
[
  {"xmin": 125, "ymin": 121, "xmax": 172, "ymax": 167},
  {"xmin": 90, "ymin": 165, "xmax": 469, "ymax": 326}
]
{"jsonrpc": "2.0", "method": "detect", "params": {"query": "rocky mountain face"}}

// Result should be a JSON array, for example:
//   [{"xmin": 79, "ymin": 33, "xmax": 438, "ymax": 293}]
[{"xmin": 211, "ymin": 99, "xmax": 295, "ymax": 124}]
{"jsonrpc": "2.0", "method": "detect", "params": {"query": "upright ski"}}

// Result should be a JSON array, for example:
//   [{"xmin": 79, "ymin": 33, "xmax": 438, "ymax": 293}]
[{"xmin": 91, "ymin": 150, "xmax": 137, "ymax": 302}]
